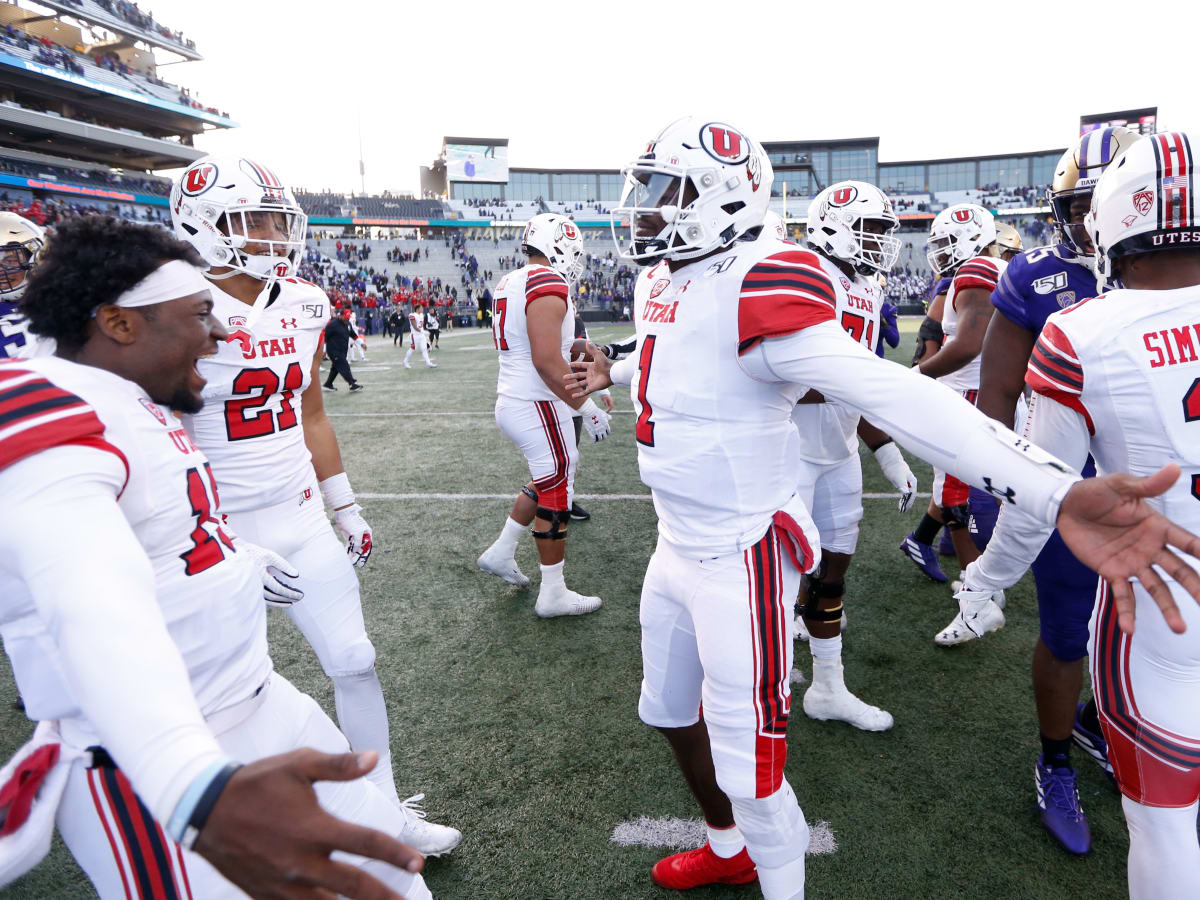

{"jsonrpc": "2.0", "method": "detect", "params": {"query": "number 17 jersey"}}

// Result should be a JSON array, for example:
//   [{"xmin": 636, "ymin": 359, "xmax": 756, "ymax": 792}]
[{"xmin": 183, "ymin": 277, "xmax": 331, "ymax": 513}]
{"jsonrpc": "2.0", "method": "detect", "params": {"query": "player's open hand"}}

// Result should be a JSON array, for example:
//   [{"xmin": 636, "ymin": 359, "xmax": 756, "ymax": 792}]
[
  {"xmin": 564, "ymin": 343, "xmax": 613, "ymax": 399},
  {"xmin": 1057, "ymin": 463, "xmax": 1200, "ymax": 636},
  {"xmin": 194, "ymin": 749, "xmax": 424, "ymax": 900},
  {"xmin": 239, "ymin": 539, "xmax": 303, "ymax": 607}
]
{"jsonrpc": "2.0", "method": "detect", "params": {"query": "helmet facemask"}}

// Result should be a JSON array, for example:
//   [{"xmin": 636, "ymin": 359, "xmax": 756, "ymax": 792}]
[
  {"xmin": 207, "ymin": 205, "xmax": 307, "ymax": 283},
  {"xmin": 925, "ymin": 232, "xmax": 960, "ymax": 276},
  {"xmin": 0, "ymin": 239, "xmax": 40, "ymax": 297},
  {"xmin": 854, "ymin": 217, "xmax": 901, "ymax": 274},
  {"xmin": 612, "ymin": 162, "xmax": 729, "ymax": 265}
]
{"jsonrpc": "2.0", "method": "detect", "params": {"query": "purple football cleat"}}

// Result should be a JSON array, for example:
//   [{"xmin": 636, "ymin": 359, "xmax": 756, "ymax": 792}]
[
  {"xmin": 1072, "ymin": 702, "xmax": 1116, "ymax": 786},
  {"xmin": 899, "ymin": 533, "xmax": 948, "ymax": 583},
  {"xmin": 1035, "ymin": 756, "xmax": 1092, "ymax": 855}
]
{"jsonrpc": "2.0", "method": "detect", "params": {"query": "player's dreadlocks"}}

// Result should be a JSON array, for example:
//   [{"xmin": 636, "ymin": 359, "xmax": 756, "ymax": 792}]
[{"xmin": 20, "ymin": 216, "xmax": 204, "ymax": 352}]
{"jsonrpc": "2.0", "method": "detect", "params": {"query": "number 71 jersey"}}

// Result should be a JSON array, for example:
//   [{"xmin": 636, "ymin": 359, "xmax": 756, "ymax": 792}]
[{"xmin": 183, "ymin": 278, "xmax": 331, "ymax": 514}]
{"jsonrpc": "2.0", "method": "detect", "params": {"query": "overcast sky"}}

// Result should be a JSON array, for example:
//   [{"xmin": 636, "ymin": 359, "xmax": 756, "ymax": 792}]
[{"xmin": 139, "ymin": 0, "xmax": 1185, "ymax": 195}]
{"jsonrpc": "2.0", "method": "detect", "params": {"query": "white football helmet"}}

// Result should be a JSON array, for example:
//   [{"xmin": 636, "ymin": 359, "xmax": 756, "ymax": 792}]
[
  {"xmin": 1085, "ymin": 131, "xmax": 1198, "ymax": 281},
  {"xmin": 806, "ymin": 181, "xmax": 901, "ymax": 274},
  {"xmin": 170, "ymin": 156, "xmax": 307, "ymax": 283},
  {"xmin": 522, "ymin": 214, "xmax": 585, "ymax": 284},
  {"xmin": 612, "ymin": 116, "xmax": 772, "ymax": 264},
  {"xmin": 0, "ymin": 212, "xmax": 44, "ymax": 298},
  {"xmin": 925, "ymin": 204, "xmax": 996, "ymax": 276}
]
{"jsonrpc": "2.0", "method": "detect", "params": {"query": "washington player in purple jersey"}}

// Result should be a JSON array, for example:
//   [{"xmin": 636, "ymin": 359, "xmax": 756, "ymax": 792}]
[{"xmin": 943, "ymin": 126, "xmax": 1142, "ymax": 855}]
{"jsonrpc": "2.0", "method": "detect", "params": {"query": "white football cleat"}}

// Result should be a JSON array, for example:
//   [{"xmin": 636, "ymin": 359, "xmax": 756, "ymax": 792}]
[
  {"xmin": 534, "ymin": 585, "xmax": 602, "ymax": 618},
  {"xmin": 803, "ymin": 682, "xmax": 894, "ymax": 731},
  {"xmin": 935, "ymin": 587, "xmax": 1006, "ymax": 646},
  {"xmin": 403, "ymin": 362, "xmax": 413, "ymax": 368},
  {"xmin": 477, "ymin": 546, "xmax": 530, "ymax": 587},
  {"xmin": 396, "ymin": 794, "xmax": 462, "ymax": 857},
  {"xmin": 426, "ymin": 362, "xmax": 438, "ymax": 368}
]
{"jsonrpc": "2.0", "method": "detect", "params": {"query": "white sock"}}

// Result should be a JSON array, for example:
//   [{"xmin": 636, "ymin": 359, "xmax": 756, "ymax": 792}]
[
  {"xmin": 539, "ymin": 560, "xmax": 565, "ymax": 592},
  {"xmin": 495, "ymin": 516, "xmax": 525, "ymax": 555},
  {"xmin": 707, "ymin": 822, "xmax": 746, "ymax": 858},
  {"xmin": 333, "ymin": 668, "xmax": 400, "ymax": 805},
  {"xmin": 808, "ymin": 634, "xmax": 842, "ymax": 661}
]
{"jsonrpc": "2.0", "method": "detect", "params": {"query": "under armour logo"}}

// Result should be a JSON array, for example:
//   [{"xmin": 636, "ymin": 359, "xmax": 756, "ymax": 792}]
[
  {"xmin": 982, "ymin": 477, "xmax": 1016, "ymax": 504},
  {"xmin": 280, "ymin": 317, "xmax": 297, "ymax": 329}
]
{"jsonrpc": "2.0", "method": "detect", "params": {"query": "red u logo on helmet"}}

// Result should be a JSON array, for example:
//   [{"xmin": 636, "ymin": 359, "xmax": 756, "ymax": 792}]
[{"xmin": 952, "ymin": 208, "xmax": 973, "ymax": 224}]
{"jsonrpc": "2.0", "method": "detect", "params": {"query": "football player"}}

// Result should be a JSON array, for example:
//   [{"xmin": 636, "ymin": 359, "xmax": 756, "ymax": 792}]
[
  {"xmin": 0, "ymin": 211, "xmax": 48, "ymax": 359},
  {"xmin": 0, "ymin": 217, "xmax": 429, "ymax": 899},
  {"xmin": 170, "ymin": 156, "xmax": 460, "ymax": 855},
  {"xmin": 476, "ymin": 213, "xmax": 609, "ymax": 616},
  {"xmin": 790, "ymin": 181, "xmax": 917, "ymax": 732},
  {"xmin": 405, "ymin": 301, "xmax": 435, "ymax": 368},
  {"xmin": 939, "ymin": 127, "xmax": 1141, "ymax": 854},
  {"xmin": 567, "ymin": 116, "xmax": 1200, "ymax": 899},
  {"xmin": 958, "ymin": 131, "xmax": 1200, "ymax": 898},
  {"xmin": 568, "ymin": 311, "xmax": 614, "ymax": 522},
  {"xmin": 900, "ymin": 205, "xmax": 1021, "ymax": 586}
]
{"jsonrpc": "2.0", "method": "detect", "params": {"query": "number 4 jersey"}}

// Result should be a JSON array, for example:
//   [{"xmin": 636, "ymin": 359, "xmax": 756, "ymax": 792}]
[{"xmin": 183, "ymin": 277, "xmax": 331, "ymax": 514}]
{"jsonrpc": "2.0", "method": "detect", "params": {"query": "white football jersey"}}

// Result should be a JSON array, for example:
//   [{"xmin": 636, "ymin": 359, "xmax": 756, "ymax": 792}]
[
  {"xmin": 408, "ymin": 310, "xmax": 425, "ymax": 334},
  {"xmin": 627, "ymin": 239, "xmax": 837, "ymax": 558},
  {"xmin": 0, "ymin": 356, "xmax": 269, "ymax": 725},
  {"xmin": 1027, "ymin": 286, "xmax": 1200, "ymax": 543},
  {"xmin": 941, "ymin": 255, "xmax": 1007, "ymax": 392},
  {"xmin": 182, "ymin": 277, "xmax": 330, "ymax": 513},
  {"xmin": 790, "ymin": 255, "xmax": 883, "ymax": 463},
  {"xmin": 492, "ymin": 264, "xmax": 575, "ymax": 402}
]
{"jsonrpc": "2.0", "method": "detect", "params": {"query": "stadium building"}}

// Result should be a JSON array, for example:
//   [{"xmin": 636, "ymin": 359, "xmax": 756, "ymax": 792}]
[{"xmin": 0, "ymin": 0, "xmax": 233, "ymax": 226}]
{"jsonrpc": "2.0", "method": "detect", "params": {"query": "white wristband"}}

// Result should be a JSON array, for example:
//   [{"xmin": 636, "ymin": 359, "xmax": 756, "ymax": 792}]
[
  {"xmin": 319, "ymin": 472, "xmax": 355, "ymax": 510},
  {"xmin": 580, "ymin": 397, "xmax": 601, "ymax": 417},
  {"xmin": 872, "ymin": 441, "xmax": 903, "ymax": 468}
]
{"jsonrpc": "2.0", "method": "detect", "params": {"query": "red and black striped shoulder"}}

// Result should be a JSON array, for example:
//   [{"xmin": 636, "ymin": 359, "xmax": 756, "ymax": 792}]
[
  {"xmin": 0, "ymin": 365, "xmax": 111, "ymax": 471},
  {"xmin": 738, "ymin": 250, "xmax": 836, "ymax": 354},
  {"xmin": 525, "ymin": 267, "xmax": 568, "ymax": 306},
  {"xmin": 1026, "ymin": 321, "xmax": 1093, "ymax": 432},
  {"xmin": 953, "ymin": 257, "xmax": 1001, "ymax": 292}
]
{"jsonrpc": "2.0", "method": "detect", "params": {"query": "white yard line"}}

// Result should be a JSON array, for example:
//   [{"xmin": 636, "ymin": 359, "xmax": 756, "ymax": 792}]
[
  {"xmin": 610, "ymin": 816, "xmax": 836, "ymax": 856},
  {"xmin": 357, "ymin": 492, "xmax": 930, "ymax": 501}
]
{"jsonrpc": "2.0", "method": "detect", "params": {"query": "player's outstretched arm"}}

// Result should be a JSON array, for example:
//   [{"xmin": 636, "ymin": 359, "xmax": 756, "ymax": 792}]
[
  {"xmin": 747, "ymin": 322, "xmax": 1200, "ymax": 629},
  {"xmin": 194, "ymin": 749, "xmax": 424, "ymax": 900},
  {"xmin": 1057, "ymin": 464, "xmax": 1200, "ymax": 636}
]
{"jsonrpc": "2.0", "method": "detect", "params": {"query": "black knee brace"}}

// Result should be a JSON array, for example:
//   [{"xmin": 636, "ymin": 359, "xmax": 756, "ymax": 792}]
[
  {"xmin": 944, "ymin": 503, "xmax": 972, "ymax": 530},
  {"xmin": 799, "ymin": 564, "xmax": 845, "ymax": 621},
  {"xmin": 521, "ymin": 484, "xmax": 538, "ymax": 503},
  {"xmin": 531, "ymin": 506, "xmax": 570, "ymax": 540}
]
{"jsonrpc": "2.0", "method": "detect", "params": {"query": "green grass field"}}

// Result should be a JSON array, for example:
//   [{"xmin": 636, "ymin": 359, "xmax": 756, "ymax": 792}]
[{"xmin": 0, "ymin": 319, "xmax": 1139, "ymax": 899}]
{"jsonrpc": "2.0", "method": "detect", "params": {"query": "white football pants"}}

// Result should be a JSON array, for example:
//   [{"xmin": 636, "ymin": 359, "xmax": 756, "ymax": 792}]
[{"xmin": 405, "ymin": 332, "xmax": 432, "ymax": 366}]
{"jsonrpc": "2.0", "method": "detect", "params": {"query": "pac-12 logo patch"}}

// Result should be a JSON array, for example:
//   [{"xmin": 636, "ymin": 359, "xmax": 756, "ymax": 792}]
[
  {"xmin": 649, "ymin": 278, "xmax": 670, "ymax": 299},
  {"xmin": 139, "ymin": 397, "xmax": 167, "ymax": 425},
  {"xmin": 700, "ymin": 123, "xmax": 750, "ymax": 165},
  {"xmin": 182, "ymin": 164, "xmax": 217, "ymax": 197},
  {"xmin": 1133, "ymin": 190, "xmax": 1154, "ymax": 215},
  {"xmin": 829, "ymin": 185, "xmax": 858, "ymax": 207}
]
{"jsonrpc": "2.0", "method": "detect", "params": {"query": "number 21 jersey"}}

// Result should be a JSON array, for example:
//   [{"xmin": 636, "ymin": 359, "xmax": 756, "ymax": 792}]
[{"xmin": 183, "ymin": 277, "xmax": 331, "ymax": 513}]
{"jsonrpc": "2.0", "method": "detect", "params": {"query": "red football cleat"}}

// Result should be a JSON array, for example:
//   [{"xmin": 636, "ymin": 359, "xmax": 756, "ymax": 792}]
[{"xmin": 651, "ymin": 843, "xmax": 758, "ymax": 890}]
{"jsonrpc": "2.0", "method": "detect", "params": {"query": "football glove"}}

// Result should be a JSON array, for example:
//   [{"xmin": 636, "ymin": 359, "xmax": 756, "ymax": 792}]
[
  {"xmin": 873, "ymin": 441, "xmax": 918, "ymax": 512},
  {"xmin": 238, "ymin": 539, "xmax": 303, "ymax": 607},
  {"xmin": 579, "ymin": 397, "xmax": 611, "ymax": 442},
  {"xmin": 333, "ymin": 503, "xmax": 373, "ymax": 568}
]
